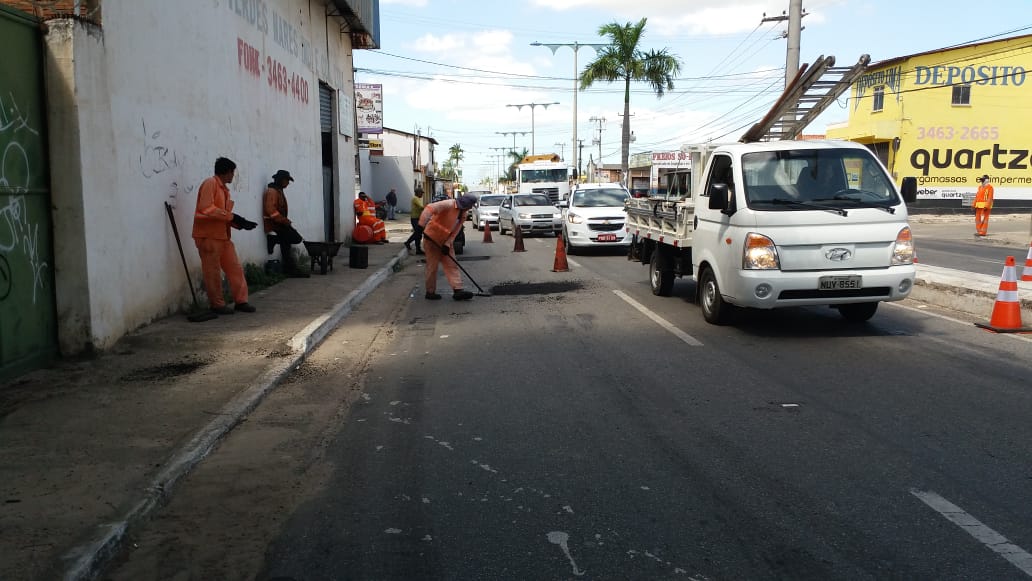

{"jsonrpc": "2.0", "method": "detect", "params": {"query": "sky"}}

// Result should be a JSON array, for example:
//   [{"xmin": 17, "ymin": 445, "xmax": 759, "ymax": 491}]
[{"xmin": 354, "ymin": 0, "xmax": 1032, "ymax": 185}]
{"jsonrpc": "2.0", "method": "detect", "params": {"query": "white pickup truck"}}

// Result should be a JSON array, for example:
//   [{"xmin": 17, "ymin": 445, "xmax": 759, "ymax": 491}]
[{"xmin": 626, "ymin": 140, "xmax": 918, "ymax": 324}]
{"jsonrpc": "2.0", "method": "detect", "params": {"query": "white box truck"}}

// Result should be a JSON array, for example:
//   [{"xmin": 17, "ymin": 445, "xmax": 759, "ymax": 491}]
[{"xmin": 625, "ymin": 140, "xmax": 918, "ymax": 324}]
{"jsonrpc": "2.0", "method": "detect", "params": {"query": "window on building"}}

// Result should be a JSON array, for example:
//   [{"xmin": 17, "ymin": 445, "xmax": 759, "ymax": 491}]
[
  {"xmin": 872, "ymin": 86, "xmax": 885, "ymax": 112},
  {"xmin": 952, "ymin": 84, "xmax": 971, "ymax": 106}
]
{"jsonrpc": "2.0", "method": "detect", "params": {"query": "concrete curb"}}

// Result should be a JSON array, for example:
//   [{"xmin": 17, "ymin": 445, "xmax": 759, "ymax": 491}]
[
  {"xmin": 913, "ymin": 263, "xmax": 1032, "ymax": 323},
  {"xmin": 59, "ymin": 252, "xmax": 407, "ymax": 581}
]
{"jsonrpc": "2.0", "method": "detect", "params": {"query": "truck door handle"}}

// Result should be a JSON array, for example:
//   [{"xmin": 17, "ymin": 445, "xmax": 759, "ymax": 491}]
[{"xmin": 693, "ymin": 215, "xmax": 698, "ymax": 229}]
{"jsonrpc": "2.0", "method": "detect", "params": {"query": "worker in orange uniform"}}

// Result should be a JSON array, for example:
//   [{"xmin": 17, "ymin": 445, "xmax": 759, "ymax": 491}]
[
  {"xmin": 973, "ymin": 174, "xmax": 994, "ymax": 236},
  {"xmin": 353, "ymin": 191, "xmax": 388, "ymax": 244},
  {"xmin": 420, "ymin": 193, "xmax": 478, "ymax": 301},
  {"xmin": 263, "ymin": 169, "xmax": 308, "ymax": 277},
  {"xmin": 192, "ymin": 157, "xmax": 258, "ymax": 315}
]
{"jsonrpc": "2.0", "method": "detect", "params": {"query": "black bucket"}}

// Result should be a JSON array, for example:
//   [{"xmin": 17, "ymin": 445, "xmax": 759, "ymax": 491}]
[{"xmin": 349, "ymin": 245, "xmax": 368, "ymax": 269}]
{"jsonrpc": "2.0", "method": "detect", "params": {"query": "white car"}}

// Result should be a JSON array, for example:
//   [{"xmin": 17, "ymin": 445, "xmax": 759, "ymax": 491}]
[
  {"xmin": 497, "ymin": 194, "xmax": 563, "ymax": 237},
  {"xmin": 470, "ymin": 193, "xmax": 506, "ymax": 230},
  {"xmin": 562, "ymin": 183, "xmax": 632, "ymax": 254}
]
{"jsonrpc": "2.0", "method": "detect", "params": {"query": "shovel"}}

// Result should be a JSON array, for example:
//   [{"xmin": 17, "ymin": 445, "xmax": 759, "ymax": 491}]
[
  {"xmin": 164, "ymin": 202, "xmax": 218, "ymax": 322},
  {"xmin": 423, "ymin": 237, "xmax": 491, "ymax": 297}
]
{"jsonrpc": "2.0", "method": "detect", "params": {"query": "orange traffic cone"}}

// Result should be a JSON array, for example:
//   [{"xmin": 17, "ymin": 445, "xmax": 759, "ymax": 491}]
[
  {"xmin": 482, "ymin": 221, "xmax": 494, "ymax": 244},
  {"xmin": 1021, "ymin": 242, "xmax": 1032, "ymax": 282},
  {"xmin": 975, "ymin": 256, "xmax": 1032, "ymax": 333},
  {"xmin": 512, "ymin": 224, "xmax": 526, "ymax": 252},
  {"xmin": 552, "ymin": 233, "xmax": 569, "ymax": 272}
]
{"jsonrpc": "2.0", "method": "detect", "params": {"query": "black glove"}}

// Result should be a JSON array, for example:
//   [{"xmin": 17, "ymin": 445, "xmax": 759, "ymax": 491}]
[
  {"xmin": 232, "ymin": 213, "xmax": 258, "ymax": 230},
  {"xmin": 440, "ymin": 245, "xmax": 450, "ymax": 254}
]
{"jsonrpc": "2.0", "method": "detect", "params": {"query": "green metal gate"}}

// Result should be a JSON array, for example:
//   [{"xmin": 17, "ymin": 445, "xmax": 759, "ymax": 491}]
[{"xmin": 0, "ymin": 6, "xmax": 56, "ymax": 381}]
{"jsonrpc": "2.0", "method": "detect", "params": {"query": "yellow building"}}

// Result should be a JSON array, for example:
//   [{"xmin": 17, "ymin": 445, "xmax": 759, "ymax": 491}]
[{"xmin": 827, "ymin": 34, "xmax": 1032, "ymax": 207}]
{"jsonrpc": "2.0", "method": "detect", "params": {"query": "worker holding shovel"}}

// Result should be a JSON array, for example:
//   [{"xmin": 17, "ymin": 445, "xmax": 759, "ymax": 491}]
[{"xmin": 419, "ymin": 193, "xmax": 478, "ymax": 301}]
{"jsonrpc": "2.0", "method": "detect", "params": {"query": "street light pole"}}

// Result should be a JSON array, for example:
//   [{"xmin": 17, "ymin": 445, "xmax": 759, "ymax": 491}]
[
  {"xmin": 506, "ymin": 102, "xmax": 559, "ymax": 156},
  {"xmin": 531, "ymin": 41, "xmax": 607, "ymax": 181},
  {"xmin": 496, "ymin": 131, "xmax": 529, "ymax": 156}
]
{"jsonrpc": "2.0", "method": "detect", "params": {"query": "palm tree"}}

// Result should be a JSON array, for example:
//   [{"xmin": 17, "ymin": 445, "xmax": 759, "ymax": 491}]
[
  {"xmin": 506, "ymin": 147, "xmax": 530, "ymax": 182},
  {"xmin": 580, "ymin": 18, "xmax": 681, "ymax": 185},
  {"xmin": 448, "ymin": 143, "xmax": 464, "ymax": 182}
]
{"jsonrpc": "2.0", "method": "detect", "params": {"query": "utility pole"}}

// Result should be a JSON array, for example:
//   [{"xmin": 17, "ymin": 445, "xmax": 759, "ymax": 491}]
[
  {"xmin": 589, "ymin": 116, "xmax": 606, "ymax": 180},
  {"xmin": 506, "ymin": 102, "xmax": 559, "ymax": 155},
  {"xmin": 496, "ymin": 131, "xmax": 529, "ymax": 156},
  {"xmin": 530, "ymin": 41, "xmax": 609, "ymax": 181},
  {"xmin": 489, "ymin": 146, "xmax": 510, "ymax": 185},
  {"xmin": 577, "ymin": 139, "xmax": 586, "ymax": 182},
  {"xmin": 554, "ymin": 142, "xmax": 566, "ymax": 161},
  {"xmin": 762, "ymin": 0, "xmax": 805, "ymax": 88}
]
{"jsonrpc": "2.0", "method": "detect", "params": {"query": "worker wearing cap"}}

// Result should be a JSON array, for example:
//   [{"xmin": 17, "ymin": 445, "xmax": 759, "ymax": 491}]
[
  {"xmin": 420, "ymin": 193, "xmax": 478, "ymax": 301},
  {"xmin": 353, "ymin": 191, "xmax": 388, "ymax": 243},
  {"xmin": 974, "ymin": 174, "xmax": 994, "ymax": 236},
  {"xmin": 263, "ymin": 170, "xmax": 308, "ymax": 277}
]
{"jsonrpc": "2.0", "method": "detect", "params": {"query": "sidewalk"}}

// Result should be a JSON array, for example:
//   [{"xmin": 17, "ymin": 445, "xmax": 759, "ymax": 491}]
[
  {"xmin": 0, "ymin": 221, "xmax": 416, "ymax": 581},
  {"xmin": 0, "ymin": 214, "xmax": 1029, "ymax": 580}
]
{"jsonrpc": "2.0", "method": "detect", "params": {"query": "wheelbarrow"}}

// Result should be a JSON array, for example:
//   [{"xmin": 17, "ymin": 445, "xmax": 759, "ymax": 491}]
[{"xmin": 303, "ymin": 241, "xmax": 343, "ymax": 274}]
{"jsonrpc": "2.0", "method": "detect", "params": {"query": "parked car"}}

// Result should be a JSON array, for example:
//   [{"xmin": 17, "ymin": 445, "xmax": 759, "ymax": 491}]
[
  {"xmin": 470, "ymin": 193, "xmax": 505, "ymax": 230},
  {"xmin": 497, "ymin": 193, "xmax": 563, "ymax": 237},
  {"xmin": 465, "ymin": 190, "xmax": 493, "ymax": 221},
  {"xmin": 561, "ymin": 183, "xmax": 632, "ymax": 254}
]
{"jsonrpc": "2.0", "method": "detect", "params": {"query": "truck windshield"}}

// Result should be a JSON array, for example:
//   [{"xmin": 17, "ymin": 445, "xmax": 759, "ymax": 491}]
[
  {"xmin": 521, "ymin": 168, "xmax": 568, "ymax": 183},
  {"xmin": 742, "ymin": 149, "xmax": 899, "ymax": 209}
]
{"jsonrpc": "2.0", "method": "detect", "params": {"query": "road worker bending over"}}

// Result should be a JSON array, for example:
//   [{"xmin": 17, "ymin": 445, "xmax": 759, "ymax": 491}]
[
  {"xmin": 420, "ymin": 193, "xmax": 478, "ymax": 301},
  {"xmin": 353, "ymin": 191, "xmax": 388, "ymax": 244}
]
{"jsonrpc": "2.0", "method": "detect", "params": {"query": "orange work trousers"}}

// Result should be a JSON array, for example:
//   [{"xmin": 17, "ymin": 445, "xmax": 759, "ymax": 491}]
[
  {"xmin": 423, "ymin": 237, "xmax": 462, "ymax": 294},
  {"xmin": 357, "ymin": 215, "xmax": 387, "ymax": 241},
  {"xmin": 974, "ymin": 207, "xmax": 991, "ymax": 236},
  {"xmin": 194, "ymin": 237, "xmax": 248, "ymax": 308}
]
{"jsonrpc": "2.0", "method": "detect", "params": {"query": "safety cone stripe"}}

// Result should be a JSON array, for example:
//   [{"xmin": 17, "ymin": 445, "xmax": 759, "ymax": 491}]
[
  {"xmin": 975, "ymin": 255, "xmax": 1032, "ymax": 333},
  {"xmin": 996, "ymin": 289, "xmax": 1019, "ymax": 302}
]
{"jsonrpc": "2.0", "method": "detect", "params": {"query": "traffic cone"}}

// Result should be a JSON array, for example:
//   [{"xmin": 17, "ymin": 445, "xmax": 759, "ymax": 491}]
[
  {"xmin": 1021, "ymin": 242, "xmax": 1032, "ymax": 282},
  {"xmin": 552, "ymin": 232, "xmax": 569, "ymax": 272},
  {"xmin": 512, "ymin": 224, "xmax": 526, "ymax": 252},
  {"xmin": 482, "ymin": 221, "xmax": 494, "ymax": 244},
  {"xmin": 975, "ymin": 256, "xmax": 1032, "ymax": 333}
]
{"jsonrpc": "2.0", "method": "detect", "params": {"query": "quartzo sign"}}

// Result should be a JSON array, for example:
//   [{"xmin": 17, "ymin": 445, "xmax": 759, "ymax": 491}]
[{"xmin": 910, "ymin": 143, "xmax": 1032, "ymax": 176}]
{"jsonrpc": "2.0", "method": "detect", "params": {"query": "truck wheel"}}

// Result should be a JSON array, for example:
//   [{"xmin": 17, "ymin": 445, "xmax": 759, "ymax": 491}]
[
  {"xmin": 837, "ymin": 302, "xmax": 877, "ymax": 323},
  {"xmin": 699, "ymin": 267, "xmax": 732, "ymax": 325},
  {"xmin": 649, "ymin": 250, "xmax": 674, "ymax": 296}
]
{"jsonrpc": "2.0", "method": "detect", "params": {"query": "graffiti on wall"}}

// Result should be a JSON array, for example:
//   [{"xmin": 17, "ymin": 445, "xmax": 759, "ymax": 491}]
[
  {"xmin": 0, "ymin": 92, "xmax": 49, "ymax": 304},
  {"xmin": 137, "ymin": 118, "xmax": 183, "ymax": 178}
]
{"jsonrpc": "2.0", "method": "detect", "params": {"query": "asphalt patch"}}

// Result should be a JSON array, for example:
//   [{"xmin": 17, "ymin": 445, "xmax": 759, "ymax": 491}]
[
  {"xmin": 121, "ymin": 359, "xmax": 209, "ymax": 382},
  {"xmin": 489, "ymin": 281, "xmax": 584, "ymax": 296},
  {"xmin": 455, "ymin": 255, "xmax": 491, "ymax": 261}
]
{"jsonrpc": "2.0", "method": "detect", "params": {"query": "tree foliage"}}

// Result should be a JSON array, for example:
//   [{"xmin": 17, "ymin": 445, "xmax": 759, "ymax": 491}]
[{"xmin": 579, "ymin": 18, "xmax": 681, "ymax": 184}]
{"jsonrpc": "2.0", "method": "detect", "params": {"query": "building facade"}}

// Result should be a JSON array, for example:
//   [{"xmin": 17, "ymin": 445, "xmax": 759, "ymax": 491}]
[
  {"xmin": 827, "ymin": 35, "xmax": 1032, "ymax": 207},
  {"xmin": 358, "ymin": 127, "xmax": 438, "ymax": 212},
  {"xmin": 0, "ymin": 0, "xmax": 379, "ymax": 380}
]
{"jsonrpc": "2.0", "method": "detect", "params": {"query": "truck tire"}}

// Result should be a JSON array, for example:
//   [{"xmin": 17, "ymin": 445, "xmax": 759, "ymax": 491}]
[
  {"xmin": 699, "ymin": 266, "xmax": 733, "ymax": 325},
  {"xmin": 649, "ymin": 250, "xmax": 674, "ymax": 296},
  {"xmin": 837, "ymin": 302, "xmax": 878, "ymax": 323}
]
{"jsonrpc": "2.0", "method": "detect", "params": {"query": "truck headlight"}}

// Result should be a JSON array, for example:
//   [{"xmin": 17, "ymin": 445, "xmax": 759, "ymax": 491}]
[
  {"xmin": 743, "ymin": 233, "xmax": 780, "ymax": 270},
  {"xmin": 567, "ymin": 212, "xmax": 584, "ymax": 224},
  {"xmin": 891, "ymin": 226, "xmax": 915, "ymax": 265}
]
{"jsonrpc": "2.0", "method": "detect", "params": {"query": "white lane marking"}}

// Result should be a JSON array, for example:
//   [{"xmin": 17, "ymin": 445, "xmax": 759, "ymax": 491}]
[
  {"xmin": 886, "ymin": 302, "xmax": 1032, "ymax": 344},
  {"xmin": 547, "ymin": 531, "xmax": 586, "ymax": 577},
  {"xmin": 910, "ymin": 489, "xmax": 1032, "ymax": 577},
  {"xmin": 613, "ymin": 290, "xmax": 703, "ymax": 346}
]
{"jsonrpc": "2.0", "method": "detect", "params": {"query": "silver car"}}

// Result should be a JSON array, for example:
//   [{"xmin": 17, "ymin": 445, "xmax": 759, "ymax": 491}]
[
  {"xmin": 497, "ymin": 194, "xmax": 562, "ymax": 237},
  {"xmin": 471, "ymin": 194, "xmax": 506, "ymax": 230}
]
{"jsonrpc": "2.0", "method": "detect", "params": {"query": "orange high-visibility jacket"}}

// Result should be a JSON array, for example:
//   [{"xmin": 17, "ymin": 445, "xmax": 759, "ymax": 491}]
[
  {"xmin": 975, "ymin": 182, "xmax": 994, "ymax": 209},
  {"xmin": 353, "ymin": 197, "xmax": 376, "ymax": 218},
  {"xmin": 263, "ymin": 185, "xmax": 290, "ymax": 232},
  {"xmin": 192, "ymin": 176, "xmax": 235, "ymax": 240},
  {"xmin": 419, "ymin": 198, "xmax": 466, "ymax": 246}
]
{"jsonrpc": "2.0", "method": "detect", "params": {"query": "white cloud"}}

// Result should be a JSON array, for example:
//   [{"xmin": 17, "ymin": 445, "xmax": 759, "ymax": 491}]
[{"xmin": 410, "ymin": 33, "xmax": 465, "ymax": 53}]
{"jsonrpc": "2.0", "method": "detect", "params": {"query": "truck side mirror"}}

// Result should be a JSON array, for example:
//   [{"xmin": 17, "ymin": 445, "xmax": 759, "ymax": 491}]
[
  {"xmin": 708, "ymin": 183, "xmax": 730, "ymax": 212},
  {"xmin": 900, "ymin": 177, "xmax": 917, "ymax": 203}
]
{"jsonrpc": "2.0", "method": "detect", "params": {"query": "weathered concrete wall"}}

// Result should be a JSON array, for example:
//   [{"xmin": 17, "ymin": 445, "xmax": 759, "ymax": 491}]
[{"xmin": 45, "ymin": 0, "xmax": 358, "ymax": 353}]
